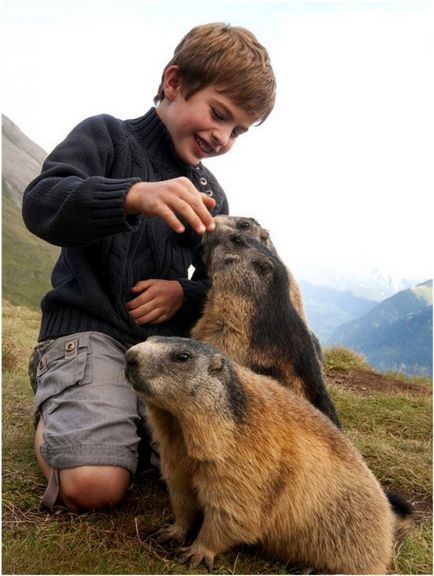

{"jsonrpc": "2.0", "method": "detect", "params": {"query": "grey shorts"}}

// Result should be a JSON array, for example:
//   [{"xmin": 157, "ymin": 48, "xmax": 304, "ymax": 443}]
[{"xmin": 30, "ymin": 331, "xmax": 146, "ymax": 476}]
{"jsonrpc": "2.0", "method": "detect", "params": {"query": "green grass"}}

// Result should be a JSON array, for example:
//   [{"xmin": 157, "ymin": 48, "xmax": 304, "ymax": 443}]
[
  {"xmin": 323, "ymin": 345, "xmax": 370, "ymax": 371},
  {"xmin": 2, "ymin": 192, "xmax": 59, "ymax": 310},
  {"xmin": 329, "ymin": 386, "xmax": 432, "ymax": 504},
  {"xmin": 2, "ymin": 300, "xmax": 433, "ymax": 574}
]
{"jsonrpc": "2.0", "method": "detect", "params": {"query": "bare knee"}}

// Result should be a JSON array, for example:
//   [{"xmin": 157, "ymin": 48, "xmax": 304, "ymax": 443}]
[{"xmin": 59, "ymin": 466, "xmax": 131, "ymax": 511}]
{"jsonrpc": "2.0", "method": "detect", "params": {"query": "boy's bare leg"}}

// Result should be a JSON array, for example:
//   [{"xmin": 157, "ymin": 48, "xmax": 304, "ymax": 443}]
[{"xmin": 35, "ymin": 418, "xmax": 130, "ymax": 511}]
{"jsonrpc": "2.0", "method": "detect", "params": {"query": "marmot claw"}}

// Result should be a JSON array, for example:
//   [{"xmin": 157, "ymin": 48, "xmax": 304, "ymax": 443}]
[
  {"xmin": 178, "ymin": 544, "xmax": 215, "ymax": 572},
  {"xmin": 155, "ymin": 523, "xmax": 186, "ymax": 545}
]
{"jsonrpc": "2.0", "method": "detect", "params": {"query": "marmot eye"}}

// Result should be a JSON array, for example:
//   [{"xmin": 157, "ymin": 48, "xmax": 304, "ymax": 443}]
[
  {"xmin": 174, "ymin": 352, "xmax": 192, "ymax": 362},
  {"xmin": 238, "ymin": 221, "xmax": 251, "ymax": 230}
]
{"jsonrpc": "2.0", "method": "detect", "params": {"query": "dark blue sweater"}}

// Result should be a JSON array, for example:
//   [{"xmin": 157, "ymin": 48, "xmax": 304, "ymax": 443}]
[{"xmin": 22, "ymin": 108, "xmax": 228, "ymax": 347}]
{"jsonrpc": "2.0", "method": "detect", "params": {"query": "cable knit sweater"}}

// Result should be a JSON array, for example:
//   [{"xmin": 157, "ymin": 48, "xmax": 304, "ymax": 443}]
[{"xmin": 22, "ymin": 108, "xmax": 229, "ymax": 347}]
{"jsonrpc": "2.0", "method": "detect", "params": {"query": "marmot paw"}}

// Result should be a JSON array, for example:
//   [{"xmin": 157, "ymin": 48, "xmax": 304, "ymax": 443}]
[
  {"xmin": 155, "ymin": 523, "xmax": 186, "ymax": 545},
  {"xmin": 178, "ymin": 543, "xmax": 215, "ymax": 572}
]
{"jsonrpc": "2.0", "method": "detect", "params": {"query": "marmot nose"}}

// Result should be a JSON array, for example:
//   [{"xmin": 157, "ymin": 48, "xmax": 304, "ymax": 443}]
[
  {"xmin": 229, "ymin": 233, "xmax": 243, "ymax": 245},
  {"xmin": 124, "ymin": 349, "xmax": 139, "ymax": 379},
  {"xmin": 125, "ymin": 347, "xmax": 138, "ymax": 363}
]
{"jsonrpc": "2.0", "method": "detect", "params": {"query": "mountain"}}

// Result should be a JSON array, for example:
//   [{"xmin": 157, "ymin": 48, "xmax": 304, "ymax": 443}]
[
  {"xmin": 2, "ymin": 114, "xmax": 59, "ymax": 309},
  {"xmin": 328, "ymin": 280, "xmax": 433, "ymax": 377},
  {"xmin": 2, "ymin": 115, "xmax": 47, "ymax": 206},
  {"xmin": 299, "ymin": 266, "xmax": 425, "ymax": 301},
  {"xmin": 300, "ymin": 280, "xmax": 377, "ymax": 342}
]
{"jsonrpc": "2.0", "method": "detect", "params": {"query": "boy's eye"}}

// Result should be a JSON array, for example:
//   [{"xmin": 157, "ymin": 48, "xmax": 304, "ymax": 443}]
[{"xmin": 211, "ymin": 107, "xmax": 224, "ymax": 121}]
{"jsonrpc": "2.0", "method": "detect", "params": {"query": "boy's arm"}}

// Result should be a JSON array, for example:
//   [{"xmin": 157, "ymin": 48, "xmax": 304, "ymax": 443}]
[
  {"xmin": 22, "ymin": 115, "xmax": 141, "ymax": 247},
  {"xmin": 125, "ymin": 180, "xmax": 215, "ymax": 236},
  {"xmin": 126, "ymin": 260, "xmax": 208, "ymax": 327},
  {"xmin": 22, "ymin": 115, "xmax": 215, "ymax": 247}
]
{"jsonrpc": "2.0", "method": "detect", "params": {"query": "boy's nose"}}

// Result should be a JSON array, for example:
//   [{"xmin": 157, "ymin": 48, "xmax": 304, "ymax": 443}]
[{"xmin": 211, "ymin": 127, "xmax": 232, "ymax": 150}]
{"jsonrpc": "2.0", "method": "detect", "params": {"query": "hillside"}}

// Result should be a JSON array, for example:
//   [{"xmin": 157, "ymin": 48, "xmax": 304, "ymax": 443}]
[
  {"xmin": 300, "ymin": 280, "xmax": 377, "ymax": 341},
  {"xmin": 329, "ymin": 280, "xmax": 433, "ymax": 377},
  {"xmin": 2, "ymin": 115, "xmax": 59, "ymax": 309},
  {"xmin": 2, "ymin": 114, "xmax": 47, "ymax": 206}
]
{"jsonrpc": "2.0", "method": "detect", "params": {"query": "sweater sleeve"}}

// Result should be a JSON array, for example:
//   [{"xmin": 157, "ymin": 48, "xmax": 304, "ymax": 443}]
[{"xmin": 22, "ymin": 115, "xmax": 141, "ymax": 247}]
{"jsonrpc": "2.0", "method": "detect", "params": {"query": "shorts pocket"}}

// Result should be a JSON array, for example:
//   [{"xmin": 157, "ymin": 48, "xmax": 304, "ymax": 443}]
[{"xmin": 35, "ymin": 333, "xmax": 92, "ymax": 413}]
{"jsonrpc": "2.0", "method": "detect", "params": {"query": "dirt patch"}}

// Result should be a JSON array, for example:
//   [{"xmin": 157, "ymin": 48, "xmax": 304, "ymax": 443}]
[{"xmin": 326, "ymin": 367, "xmax": 432, "ymax": 397}]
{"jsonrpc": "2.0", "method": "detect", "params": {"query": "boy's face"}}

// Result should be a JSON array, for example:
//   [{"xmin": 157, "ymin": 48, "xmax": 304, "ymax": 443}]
[{"xmin": 158, "ymin": 67, "xmax": 256, "ymax": 166}]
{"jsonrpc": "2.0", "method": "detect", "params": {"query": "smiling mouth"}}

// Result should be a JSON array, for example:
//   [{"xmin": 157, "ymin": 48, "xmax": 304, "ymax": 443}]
[{"xmin": 194, "ymin": 135, "xmax": 214, "ymax": 156}]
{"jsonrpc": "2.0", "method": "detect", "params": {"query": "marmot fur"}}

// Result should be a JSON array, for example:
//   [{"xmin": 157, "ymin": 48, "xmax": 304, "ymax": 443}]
[
  {"xmin": 125, "ymin": 336, "xmax": 396, "ymax": 574},
  {"xmin": 191, "ymin": 223, "xmax": 340, "ymax": 427}
]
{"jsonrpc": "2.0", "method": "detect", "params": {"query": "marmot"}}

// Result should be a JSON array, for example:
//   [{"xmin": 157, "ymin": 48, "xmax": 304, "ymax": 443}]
[
  {"xmin": 125, "ymin": 336, "xmax": 398, "ymax": 574},
  {"xmin": 201, "ymin": 215, "xmax": 413, "ymax": 526},
  {"xmin": 191, "ymin": 224, "xmax": 340, "ymax": 427},
  {"xmin": 210, "ymin": 215, "xmax": 308, "ymax": 322}
]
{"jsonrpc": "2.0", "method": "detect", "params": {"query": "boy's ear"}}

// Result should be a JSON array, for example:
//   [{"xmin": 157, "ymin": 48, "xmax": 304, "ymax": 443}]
[{"xmin": 163, "ymin": 65, "xmax": 182, "ymax": 100}]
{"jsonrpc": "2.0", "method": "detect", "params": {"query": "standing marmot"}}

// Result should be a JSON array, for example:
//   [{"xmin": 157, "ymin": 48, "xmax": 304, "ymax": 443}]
[
  {"xmin": 125, "ymin": 336, "xmax": 396, "ymax": 574},
  {"xmin": 191, "ymin": 223, "xmax": 340, "ymax": 427}
]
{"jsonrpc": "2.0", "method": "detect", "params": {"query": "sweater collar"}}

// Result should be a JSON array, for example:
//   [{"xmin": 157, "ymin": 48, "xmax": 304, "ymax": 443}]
[{"xmin": 125, "ymin": 107, "xmax": 203, "ymax": 175}]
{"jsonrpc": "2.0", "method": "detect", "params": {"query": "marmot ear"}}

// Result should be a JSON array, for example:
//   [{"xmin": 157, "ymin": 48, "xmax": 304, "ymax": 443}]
[
  {"xmin": 208, "ymin": 353, "xmax": 226, "ymax": 374},
  {"xmin": 259, "ymin": 228, "xmax": 270, "ymax": 243}
]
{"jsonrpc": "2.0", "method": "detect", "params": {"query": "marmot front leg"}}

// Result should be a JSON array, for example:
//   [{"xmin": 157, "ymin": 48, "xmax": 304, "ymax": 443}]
[
  {"xmin": 156, "ymin": 449, "xmax": 201, "ymax": 545},
  {"xmin": 178, "ymin": 506, "xmax": 254, "ymax": 570},
  {"xmin": 156, "ymin": 482, "xmax": 200, "ymax": 545}
]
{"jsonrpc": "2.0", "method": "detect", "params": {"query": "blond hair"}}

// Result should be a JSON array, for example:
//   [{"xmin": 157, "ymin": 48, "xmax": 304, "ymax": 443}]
[{"xmin": 154, "ymin": 22, "xmax": 276, "ymax": 124}]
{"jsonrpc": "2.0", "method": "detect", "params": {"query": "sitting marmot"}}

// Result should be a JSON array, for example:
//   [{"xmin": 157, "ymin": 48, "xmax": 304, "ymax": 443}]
[
  {"xmin": 191, "ymin": 224, "xmax": 340, "ymax": 427},
  {"xmin": 125, "ymin": 336, "xmax": 402, "ymax": 574}
]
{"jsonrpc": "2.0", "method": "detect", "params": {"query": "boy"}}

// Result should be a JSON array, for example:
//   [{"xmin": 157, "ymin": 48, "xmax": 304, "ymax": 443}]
[{"xmin": 23, "ymin": 22, "xmax": 276, "ymax": 512}]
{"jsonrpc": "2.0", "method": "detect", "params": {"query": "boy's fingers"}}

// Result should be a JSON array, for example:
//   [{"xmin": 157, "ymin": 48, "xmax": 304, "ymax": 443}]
[
  {"xmin": 158, "ymin": 204, "xmax": 186, "ymax": 233},
  {"xmin": 201, "ymin": 193, "xmax": 216, "ymax": 210},
  {"xmin": 127, "ymin": 289, "xmax": 154, "ymax": 310},
  {"xmin": 128, "ymin": 298, "xmax": 157, "ymax": 319},
  {"xmin": 131, "ymin": 279, "xmax": 153, "ymax": 292},
  {"xmin": 130, "ymin": 305, "xmax": 166, "ymax": 325},
  {"xmin": 161, "ymin": 196, "xmax": 211, "ymax": 234},
  {"xmin": 171, "ymin": 179, "xmax": 215, "ymax": 231},
  {"xmin": 127, "ymin": 179, "xmax": 216, "ymax": 233},
  {"xmin": 174, "ymin": 202, "xmax": 207, "ymax": 234},
  {"xmin": 177, "ymin": 193, "xmax": 216, "ymax": 233}
]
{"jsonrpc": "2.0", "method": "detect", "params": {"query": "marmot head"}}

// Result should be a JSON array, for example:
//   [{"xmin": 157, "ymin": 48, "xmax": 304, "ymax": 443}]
[
  {"xmin": 211, "ymin": 215, "xmax": 274, "ymax": 251},
  {"xmin": 202, "ymin": 222, "xmax": 289, "ymax": 298},
  {"xmin": 125, "ymin": 336, "xmax": 246, "ymax": 422}
]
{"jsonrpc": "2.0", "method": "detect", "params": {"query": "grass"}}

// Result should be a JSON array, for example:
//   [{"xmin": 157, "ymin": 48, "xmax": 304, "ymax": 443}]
[
  {"xmin": 323, "ymin": 345, "xmax": 370, "ymax": 371},
  {"xmin": 2, "ymin": 300, "xmax": 433, "ymax": 574},
  {"xmin": 2, "ymin": 192, "xmax": 59, "ymax": 310}
]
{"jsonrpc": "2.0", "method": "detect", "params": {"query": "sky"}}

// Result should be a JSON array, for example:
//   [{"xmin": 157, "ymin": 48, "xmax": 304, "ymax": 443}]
[{"xmin": 2, "ymin": 0, "xmax": 433, "ymax": 288}]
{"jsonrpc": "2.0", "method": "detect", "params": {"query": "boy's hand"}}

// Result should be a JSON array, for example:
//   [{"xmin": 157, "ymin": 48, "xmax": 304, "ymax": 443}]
[
  {"xmin": 125, "ymin": 178, "xmax": 216, "ymax": 234},
  {"xmin": 127, "ymin": 279, "xmax": 184, "ymax": 325}
]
